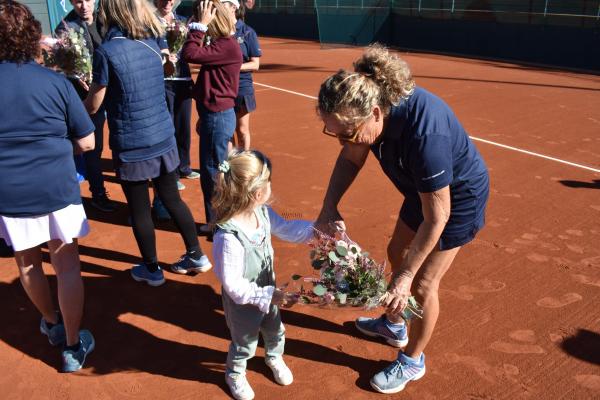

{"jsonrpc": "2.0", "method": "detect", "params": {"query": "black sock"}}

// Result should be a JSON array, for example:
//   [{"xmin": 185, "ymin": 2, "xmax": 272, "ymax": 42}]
[
  {"xmin": 187, "ymin": 249, "xmax": 203, "ymax": 260},
  {"xmin": 145, "ymin": 262, "xmax": 160, "ymax": 273},
  {"xmin": 45, "ymin": 313, "xmax": 62, "ymax": 329},
  {"xmin": 65, "ymin": 341, "xmax": 81, "ymax": 352}
]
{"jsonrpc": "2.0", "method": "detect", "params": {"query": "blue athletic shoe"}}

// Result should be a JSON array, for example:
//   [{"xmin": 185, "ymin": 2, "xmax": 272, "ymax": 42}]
[
  {"xmin": 40, "ymin": 316, "xmax": 66, "ymax": 346},
  {"xmin": 171, "ymin": 254, "xmax": 212, "ymax": 274},
  {"xmin": 370, "ymin": 352, "xmax": 426, "ymax": 394},
  {"xmin": 62, "ymin": 330, "xmax": 95, "ymax": 373},
  {"xmin": 131, "ymin": 264, "xmax": 165, "ymax": 286},
  {"xmin": 355, "ymin": 315, "xmax": 408, "ymax": 347}
]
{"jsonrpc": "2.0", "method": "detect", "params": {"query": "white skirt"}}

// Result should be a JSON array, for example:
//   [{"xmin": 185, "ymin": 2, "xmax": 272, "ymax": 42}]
[{"xmin": 0, "ymin": 204, "xmax": 89, "ymax": 252}]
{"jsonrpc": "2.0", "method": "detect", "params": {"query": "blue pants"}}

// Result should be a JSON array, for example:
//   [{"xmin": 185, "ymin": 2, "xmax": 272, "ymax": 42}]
[
  {"xmin": 83, "ymin": 108, "xmax": 107, "ymax": 198},
  {"xmin": 165, "ymin": 80, "xmax": 193, "ymax": 176},
  {"xmin": 197, "ymin": 106, "xmax": 235, "ymax": 223}
]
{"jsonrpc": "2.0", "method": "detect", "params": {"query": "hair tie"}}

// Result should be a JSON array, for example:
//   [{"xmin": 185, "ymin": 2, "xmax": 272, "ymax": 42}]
[{"xmin": 218, "ymin": 160, "xmax": 230, "ymax": 173}]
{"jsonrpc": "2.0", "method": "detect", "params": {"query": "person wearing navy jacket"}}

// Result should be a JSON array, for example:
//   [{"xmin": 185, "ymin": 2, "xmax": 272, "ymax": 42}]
[
  {"xmin": 154, "ymin": 0, "xmax": 198, "ymax": 181},
  {"xmin": 182, "ymin": 0, "xmax": 242, "ymax": 235},
  {"xmin": 84, "ymin": 0, "xmax": 211, "ymax": 286},
  {"xmin": 55, "ymin": 0, "xmax": 116, "ymax": 213},
  {"xmin": 222, "ymin": 0, "xmax": 261, "ymax": 150},
  {"xmin": 316, "ymin": 45, "xmax": 489, "ymax": 395},
  {"xmin": 151, "ymin": 0, "xmax": 196, "ymax": 220}
]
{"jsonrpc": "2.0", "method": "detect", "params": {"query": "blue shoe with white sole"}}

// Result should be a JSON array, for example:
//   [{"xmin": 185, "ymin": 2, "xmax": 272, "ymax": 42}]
[{"xmin": 370, "ymin": 352, "xmax": 426, "ymax": 394}]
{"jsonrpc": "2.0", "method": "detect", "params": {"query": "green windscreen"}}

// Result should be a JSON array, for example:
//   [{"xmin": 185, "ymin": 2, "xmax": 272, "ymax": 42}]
[{"xmin": 315, "ymin": 0, "xmax": 393, "ymax": 46}]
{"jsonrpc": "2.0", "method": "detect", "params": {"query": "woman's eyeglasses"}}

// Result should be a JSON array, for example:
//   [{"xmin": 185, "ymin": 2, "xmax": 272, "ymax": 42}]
[{"xmin": 322, "ymin": 120, "xmax": 365, "ymax": 143}]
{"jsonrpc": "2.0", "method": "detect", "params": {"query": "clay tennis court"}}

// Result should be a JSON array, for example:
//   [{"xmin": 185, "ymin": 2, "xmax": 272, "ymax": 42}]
[{"xmin": 1, "ymin": 37, "xmax": 599, "ymax": 399}]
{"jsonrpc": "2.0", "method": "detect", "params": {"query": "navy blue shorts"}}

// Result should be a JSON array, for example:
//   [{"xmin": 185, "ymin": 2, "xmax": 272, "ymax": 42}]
[
  {"xmin": 234, "ymin": 93, "xmax": 257, "ymax": 114},
  {"xmin": 400, "ymin": 186, "xmax": 489, "ymax": 250}
]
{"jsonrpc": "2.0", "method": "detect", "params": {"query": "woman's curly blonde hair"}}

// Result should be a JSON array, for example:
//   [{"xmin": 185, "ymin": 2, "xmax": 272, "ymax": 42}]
[{"xmin": 318, "ymin": 44, "xmax": 415, "ymax": 127}]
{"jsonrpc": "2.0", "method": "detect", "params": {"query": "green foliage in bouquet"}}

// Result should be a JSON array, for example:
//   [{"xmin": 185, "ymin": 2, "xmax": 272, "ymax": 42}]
[
  {"xmin": 288, "ymin": 230, "xmax": 422, "ymax": 318},
  {"xmin": 42, "ymin": 28, "xmax": 92, "ymax": 83},
  {"xmin": 166, "ymin": 21, "xmax": 188, "ymax": 55}
]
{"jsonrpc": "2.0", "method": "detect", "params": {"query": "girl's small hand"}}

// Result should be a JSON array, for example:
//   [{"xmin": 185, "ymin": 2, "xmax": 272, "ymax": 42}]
[
  {"xmin": 198, "ymin": 0, "xmax": 216, "ymax": 26},
  {"xmin": 271, "ymin": 289, "xmax": 287, "ymax": 307}
]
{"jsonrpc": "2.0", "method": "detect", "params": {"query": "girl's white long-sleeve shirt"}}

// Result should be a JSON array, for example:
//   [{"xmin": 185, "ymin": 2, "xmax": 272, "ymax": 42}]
[{"xmin": 213, "ymin": 207, "xmax": 313, "ymax": 313}]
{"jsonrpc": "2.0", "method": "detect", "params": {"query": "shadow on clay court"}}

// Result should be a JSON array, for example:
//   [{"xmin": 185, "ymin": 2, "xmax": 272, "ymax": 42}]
[
  {"xmin": 560, "ymin": 329, "xmax": 600, "ymax": 365},
  {"xmin": 81, "ymin": 197, "xmax": 213, "ymax": 235},
  {"xmin": 0, "ymin": 248, "xmax": 385, "ymax": 391},
  {"xmin": 559, "ymin": 179, "xmax": 600, "ymax": 190}
]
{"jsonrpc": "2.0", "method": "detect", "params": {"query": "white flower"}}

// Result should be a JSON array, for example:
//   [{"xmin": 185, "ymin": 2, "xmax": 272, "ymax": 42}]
[
  {"xmin": 323, "ymin": 292, "xmax": 335, "ymax": 304},
  {"xmin": 335, "ymin": 240, "xmax": 348, "ymax": 249}
]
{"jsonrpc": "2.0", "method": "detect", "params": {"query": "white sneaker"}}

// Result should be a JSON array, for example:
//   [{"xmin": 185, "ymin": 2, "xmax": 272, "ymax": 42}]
[
  {"xmin": 265, "ymin": 356, "xmax": 293, "ymax": 386},
  {"xmin": 225, "ymin": 372, "xmax": 255, "ymax": 400}
]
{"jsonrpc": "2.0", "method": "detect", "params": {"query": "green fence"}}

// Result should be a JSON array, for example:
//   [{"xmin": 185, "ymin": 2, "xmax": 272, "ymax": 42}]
[{"xmin": 249, "ymin": 0, "xmax": 600, "ymax": 46}]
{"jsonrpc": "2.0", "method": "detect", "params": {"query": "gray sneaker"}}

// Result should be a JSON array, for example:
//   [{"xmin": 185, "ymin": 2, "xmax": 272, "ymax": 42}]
[
  {"xmin": 355, "ymin": 315, "xmax": 408, "ymax": 347},
  {"xmin": 40, "ymin": 315, "xmax": 65, "ymax": 346},
  {"xmin": 62, "ymin": 330, "xmax": 95, "ymax": 373},
  {"xmin": 370, "ymin": 353, "xmax": 426, "ymax": 394},
  {"xmin": 171, "ymin": 254, "xmax": 212, "ymax": 274}
]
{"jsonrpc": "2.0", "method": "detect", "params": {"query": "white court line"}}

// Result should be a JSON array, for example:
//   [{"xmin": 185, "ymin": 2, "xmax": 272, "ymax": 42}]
[{"xmin": 255, "ymin": 81, "xmax": 600, "ymax": 174}]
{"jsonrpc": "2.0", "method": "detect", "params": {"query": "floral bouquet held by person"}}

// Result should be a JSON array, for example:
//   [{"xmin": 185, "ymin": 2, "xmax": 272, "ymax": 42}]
[
  {"xmin": 286, "ymin": 229, "xmax": 423, "ymax": 320},
  {"xmin": 164, "ymin": 21, "xmax": 188, "ymax": 77},
  {"xmin": 41, "ymin": 27, "xmax": 92, "ymax": 85}
]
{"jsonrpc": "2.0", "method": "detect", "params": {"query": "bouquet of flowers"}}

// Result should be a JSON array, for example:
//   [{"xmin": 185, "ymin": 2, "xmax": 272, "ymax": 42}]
[
  {"xmin": 164, "ymin": 21, "xmax": 188, "ymax": 77},
  {"xmin": 285, "ymin": 229, "xmax": 423, "ymax": 319},
  {"xmin": 41, "ymin": 28, "xmax": 92, "ymax": 84},
  {"xmin": 166, "ymin": 20, "xmax": 188, "ymax": 54}
]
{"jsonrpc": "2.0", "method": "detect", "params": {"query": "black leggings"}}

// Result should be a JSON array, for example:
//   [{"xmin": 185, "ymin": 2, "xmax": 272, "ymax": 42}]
[{"xmin": 121, "ymin": 170, "xmax": 201, "ymax": 265}]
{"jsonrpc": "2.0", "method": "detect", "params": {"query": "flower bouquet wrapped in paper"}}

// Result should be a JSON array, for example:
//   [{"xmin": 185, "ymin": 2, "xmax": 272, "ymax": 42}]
[
  {"xmin": 41, "ymin": 28, "xmax": 92, "ymax": 84},
  {"xmin": 285, "ymin": 229, "xmax": 422, "ymax": 319},
  {"xmin": 164, "ymin": 20, "xmax": 188, "ymax": 77}
]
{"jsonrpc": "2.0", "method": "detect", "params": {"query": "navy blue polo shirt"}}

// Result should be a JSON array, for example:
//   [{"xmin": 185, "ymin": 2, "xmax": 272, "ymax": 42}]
[
  {"xmin": 371, "ymin": 87, "xmax": 489, "ymax": 249},
  {"xmin": 235, "ymin": 20, "xmax": 261, "ymax": 96},
  {"xmin": 0, "ymin": 62, "xmax": 95, "ymax": 217}
]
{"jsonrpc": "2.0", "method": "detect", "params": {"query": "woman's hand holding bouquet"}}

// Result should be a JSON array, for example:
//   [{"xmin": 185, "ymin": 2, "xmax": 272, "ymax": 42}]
[{"xmin": 284, "ymin": 229, "xmax": 423, "ymax": 319}]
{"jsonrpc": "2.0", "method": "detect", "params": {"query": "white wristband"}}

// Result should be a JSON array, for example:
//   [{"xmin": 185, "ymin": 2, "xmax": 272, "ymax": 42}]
[{"xmin": 188, "ymin": 22, "xmax": 208, "ymax": 32}]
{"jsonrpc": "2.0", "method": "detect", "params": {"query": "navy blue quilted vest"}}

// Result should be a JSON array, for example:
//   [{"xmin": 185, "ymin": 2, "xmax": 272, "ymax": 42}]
[{"xmin": 100, "ymin": 28, "xmax": 174, "ymax": 157}]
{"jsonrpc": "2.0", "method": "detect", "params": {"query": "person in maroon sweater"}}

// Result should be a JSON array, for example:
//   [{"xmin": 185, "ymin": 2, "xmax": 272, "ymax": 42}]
[{"xmin": 182, "ymin": 0, "xmax": 242, "ymax": 235}]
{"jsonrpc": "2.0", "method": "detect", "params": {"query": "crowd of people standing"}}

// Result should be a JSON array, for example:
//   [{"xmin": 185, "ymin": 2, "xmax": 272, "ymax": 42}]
[{"xmin": 0, "ymin": 0, "xmax": 489, "ymax": 399}]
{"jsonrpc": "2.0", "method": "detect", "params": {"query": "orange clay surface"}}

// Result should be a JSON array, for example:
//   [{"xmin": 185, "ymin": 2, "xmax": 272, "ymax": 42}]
[{"xmin": 1, "ymin": 37, "xmax": 600, "ymax": 399}]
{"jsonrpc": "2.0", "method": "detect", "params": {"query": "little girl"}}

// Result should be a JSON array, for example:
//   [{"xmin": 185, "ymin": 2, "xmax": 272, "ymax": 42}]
[{"xmin": 212, "ymin": 150, "xmax": 313, "ymax": 400}]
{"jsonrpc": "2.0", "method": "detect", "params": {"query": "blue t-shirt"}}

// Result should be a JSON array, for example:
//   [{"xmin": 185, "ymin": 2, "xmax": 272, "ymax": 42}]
[
  {"xmin": 235, "ymin": 20, "xmax": 261, "ymax": 96},
  {"xmin": 371, "ymin": 87, "xmax": 489, "ymax": 228},
  {"xmin": 0, "ymin": 62, "xmax": 94, "ymax": 217}
]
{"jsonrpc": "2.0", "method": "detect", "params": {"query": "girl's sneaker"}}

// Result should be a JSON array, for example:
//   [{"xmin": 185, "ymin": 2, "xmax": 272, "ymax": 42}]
[
  {"xmin": 265, "ymin": 356, "xmax": 293, "ymax": 385},
  {"xmin": 171, "ymin": 254, "xmax": 212, "ymax": 274},
  {"xmin": 370, "ymin": 352, "xmax": 426, "ymax": 394},
  {"xmin": 130, "ymin": 264, "xmax": 165, "ymax": 286},
  {"xmin": 225, "ymin": 372, "xmax": 255, "ymax": 400}
]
